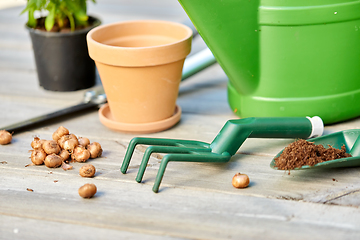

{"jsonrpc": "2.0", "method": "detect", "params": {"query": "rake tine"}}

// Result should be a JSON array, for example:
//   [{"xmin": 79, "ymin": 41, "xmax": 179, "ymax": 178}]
[
  {"xmin": 121, "ymin": 137, "xmax": 141, "ymax": 174},
  {"xmin": 121, "ymin": 137, "xmax": 180, "ymax": 174},
  {"xmin": 121, "ymin": 137, "xmax": 210, "ymax": 174},
  {"xmin": 152, "ymin": 152, "xmax": 231, "ymax": 193},
  {"xmin": 136, "ymin": 145, "xmax": 203, "ymax": 183}
]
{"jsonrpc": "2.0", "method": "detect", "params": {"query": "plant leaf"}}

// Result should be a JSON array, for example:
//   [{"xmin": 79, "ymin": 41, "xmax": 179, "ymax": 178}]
[
  {"xmin": 36, "ymin": 0, "xmax": 45, "ymax": 8},
  {"xmin": 61, "ymin": 6, "xmax": 76, "ymax": 31},
  {"xmin": 64, "ymin": 0, "xmax": 88, "ymax": 22},
  {"xmin": 79, "ymin": 0, "xmax": 87, "ymax": 13},
  {"xmin": 27, "ymin": 7, "xmax": 37, "ymax": 28},
  {"xmin": 67, "ymin": 13, "xmax": 75, "ymax": 31},
  {"xmin": 20, "ymin": 5, "xmax": 31, "ymax": 15},
  {"xmin": 20, "ymin": 0, "xmax": 37, "ymax": 15},
  {"xmin": 45, "ymin": 3, "xmax": 56, "ymax": 31}
]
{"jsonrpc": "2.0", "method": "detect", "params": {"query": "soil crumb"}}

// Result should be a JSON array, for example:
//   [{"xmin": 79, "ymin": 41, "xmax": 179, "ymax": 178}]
[{"xmin": 275, "ymin": 139, "xmax": 352, "ymax": 170}]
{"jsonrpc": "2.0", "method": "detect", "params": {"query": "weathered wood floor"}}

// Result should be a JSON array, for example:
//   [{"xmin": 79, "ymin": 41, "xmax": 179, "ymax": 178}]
[{"xmin": 1, "ymin": 1, "xmax": 360, "ymax": 239}]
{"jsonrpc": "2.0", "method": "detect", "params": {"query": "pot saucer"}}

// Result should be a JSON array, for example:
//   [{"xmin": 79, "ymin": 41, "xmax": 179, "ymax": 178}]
[{"xmin": 98, "ymin": 103, "xmax": 182, "ymax": 134}]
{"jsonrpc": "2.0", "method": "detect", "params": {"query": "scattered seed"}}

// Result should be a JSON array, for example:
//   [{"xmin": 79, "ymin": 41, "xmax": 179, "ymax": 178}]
[
  {"xmin": 79, "ymin": 164, "xmax": 96, "ymax": 178},
  {"xmin": 232, "ymin": 173, "xmax": 250, "ymax": 188},
  {"xmin": 52, "ymin": 126, "xmax": 69, "ymax": 141},
  {"xmin": 78, "ymin": 183, "xmax": 97, "ymax": 198},
  {"xmin": 0, "ymin": 130, "xmax": 12, "ymax": 145},
  {"xmin": 78, "ymin": 137, "xmax": 90, "ymax": 147},
  {"xmin": 31, "ymin": 149, "xmax": 46, "ymax": 165},
  {"xmin": 42, "ymin": 140, "xmax": 61, "ymax": 155},
  {"xmin": 72, "ymin": 146, "xmax": 90, "ymax": 162},
  {"xmin": 87, "ymin": 142, "xmax": 103, "ymax": 159},
  {"xmin": 44, "ymin": 154, "xmax": 62, "ymax": 168}
]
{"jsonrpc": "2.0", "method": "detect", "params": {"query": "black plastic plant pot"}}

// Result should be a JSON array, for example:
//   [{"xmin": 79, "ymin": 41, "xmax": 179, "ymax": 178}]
[{"xmin": 27, "ymin": 17, "xmax": 101, "ymax": 91}]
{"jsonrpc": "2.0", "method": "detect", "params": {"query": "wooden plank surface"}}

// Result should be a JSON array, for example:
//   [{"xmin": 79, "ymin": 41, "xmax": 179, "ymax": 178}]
[{"xmin": 1, "ymin": 0, "xmax": 360, "ymax": 239}]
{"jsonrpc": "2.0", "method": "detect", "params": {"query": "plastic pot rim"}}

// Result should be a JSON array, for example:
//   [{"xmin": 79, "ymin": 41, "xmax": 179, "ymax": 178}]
[{"xmin": 25, "ymin": 15, "xmax": 101, "ymax": 37}]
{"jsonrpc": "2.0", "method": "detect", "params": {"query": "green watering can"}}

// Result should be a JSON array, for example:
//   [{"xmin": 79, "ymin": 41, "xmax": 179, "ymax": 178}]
[{"xmin": 178, "ymin": 0, "xmax": 360, "ymax": 124}]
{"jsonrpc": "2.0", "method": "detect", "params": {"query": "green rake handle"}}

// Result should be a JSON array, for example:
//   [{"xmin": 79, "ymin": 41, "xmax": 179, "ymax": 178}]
[{"xmin": 210, "ymin": 117, "xmax": 323, "ymax": 156}]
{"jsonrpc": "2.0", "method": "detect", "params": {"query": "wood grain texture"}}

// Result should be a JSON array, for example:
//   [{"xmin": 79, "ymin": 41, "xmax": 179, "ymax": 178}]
[
  {"xmin": 2, "ymin": 167, "xmax": 360, "ymax": 240},
  {"xmin": 1, "ymin": 0, "xmax": 360, "ymax": 239}
]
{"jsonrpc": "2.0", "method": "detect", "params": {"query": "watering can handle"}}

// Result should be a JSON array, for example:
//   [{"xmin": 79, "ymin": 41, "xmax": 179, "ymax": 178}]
[{"xmin": 210, "ymin": 117, "xmax": 324, "ymax": 155}]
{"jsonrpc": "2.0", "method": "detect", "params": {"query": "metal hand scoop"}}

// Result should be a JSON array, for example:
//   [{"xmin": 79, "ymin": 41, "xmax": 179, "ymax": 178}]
[
  {"xmin": 121, "ymin": 117, "xmax": 323, "ymax": 193},
  {"xmin": 270, "ymin": 129, "xmax": 360, "ymax": 170}
]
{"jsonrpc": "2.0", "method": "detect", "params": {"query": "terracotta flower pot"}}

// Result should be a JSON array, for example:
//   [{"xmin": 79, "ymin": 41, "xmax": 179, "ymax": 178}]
[{"xmin": 87, "ymin": 20, "xmax": 192, "ymax": 133}]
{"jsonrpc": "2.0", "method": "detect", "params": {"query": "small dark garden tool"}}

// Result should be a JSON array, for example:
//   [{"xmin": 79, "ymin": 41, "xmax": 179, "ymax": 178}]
[
  {"xmin": 2, "ymin": 88, "xmax": 106, "ymax": 134},
  {"xmin": 270, "ymin": 129, "xmax": 360, "ymax": 170},
  {"xmin": 121, "ymin": 117, "xmax": 323, "ymax": 192}
]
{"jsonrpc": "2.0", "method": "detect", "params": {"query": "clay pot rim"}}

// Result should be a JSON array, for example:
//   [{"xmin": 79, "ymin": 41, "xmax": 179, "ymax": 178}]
[
  {"xmin": 87, "ymin": 19, "xmax": 193, "ymax": 66},
  {"xmin": 88, "ymin": 19, "xmax": 193, "ymax": 50}
]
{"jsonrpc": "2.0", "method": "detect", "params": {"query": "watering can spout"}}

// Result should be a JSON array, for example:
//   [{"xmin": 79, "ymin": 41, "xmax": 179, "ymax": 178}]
[{"xmin": 178, "ymin": 0, "xmax": 260, "ymax": 95}]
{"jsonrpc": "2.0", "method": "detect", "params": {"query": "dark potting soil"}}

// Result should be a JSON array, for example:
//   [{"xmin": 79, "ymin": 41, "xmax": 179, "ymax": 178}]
[
  {"xmin": 34, "ymin": 17, "xmax": 96, "ymax": 32},
  {"xmin": 274, "ymin": 139, "xmax": 352, "ymax": 170}
]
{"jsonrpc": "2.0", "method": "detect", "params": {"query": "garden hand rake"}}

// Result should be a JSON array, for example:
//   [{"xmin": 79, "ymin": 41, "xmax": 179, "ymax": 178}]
[{"xmin": 121, "ymin": 117, "xmax": 323, "ymax": 193}]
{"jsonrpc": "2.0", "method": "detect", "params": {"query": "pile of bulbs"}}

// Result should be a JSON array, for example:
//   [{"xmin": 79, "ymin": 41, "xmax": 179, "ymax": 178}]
[{"xmin": 30, "ymin": 126, "xmax": 102, "ymax": 169}]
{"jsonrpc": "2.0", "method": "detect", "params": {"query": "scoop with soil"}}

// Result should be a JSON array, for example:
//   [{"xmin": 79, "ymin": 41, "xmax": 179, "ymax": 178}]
[{"xmin": 270, "ymin": 129, "xmax": 360, "ymax": 170}]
